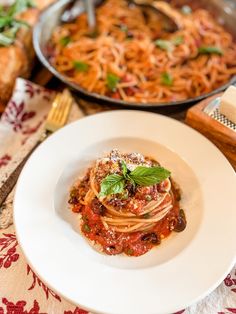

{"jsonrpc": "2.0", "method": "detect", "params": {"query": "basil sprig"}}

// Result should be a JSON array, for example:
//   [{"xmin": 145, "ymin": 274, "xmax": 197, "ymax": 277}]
[
  {"xmin": 0, "ymin": 0, "xmax": 35, "ymax": 47},
  {"xmin": 73, "ymin": 60, "xmax": 89, "ymax": 72},
  {"xmin": 155, "ymin": 36, "xmax": 184, "ymax": 52},
  {"xmin": 7, "ymin": 0, "xmax": 35, "ymax": 16},
  {"xmin": 172, "ymin": 36, "xmax": 184, "ymax": 46},
  {"xmin": 106, "ymin": 73, "xmax": 120, "ymax": 92},
  {"xmin": 155, "ymin": 39, "xmax": 173, "ymax": 52},
  {"xmin": 99, "ymin": 161, "xmax": 171, "ymax": 197},
  {"xmin": 161, "ymin": 72, "xmax": 173, "ymax": 86},
  {"xmin": 60, "ymin": 36, "xmax": 71, "ymax": 47},
  {"xmin": 198, "ymin": 46, "xmax": 223, "ymax": 55}
]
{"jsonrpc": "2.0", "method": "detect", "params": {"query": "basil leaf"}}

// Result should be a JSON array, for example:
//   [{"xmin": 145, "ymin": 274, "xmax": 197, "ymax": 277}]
[
  {"xmin": 121, "ymin": 160, "xmax": 128, "ymax": 177},
  {"xmin": 2, "ymin": 25, "xmax": 18, "ymax": 38},
  {"xmin": 106, "ymin": 73, "xmax": 120, "ymax": 91},
  {"xmin": 0, "ymin": 33, "xmax": 14, "ymax": 46},
  {"xmin": 0, "ymin": 20, "xmax": 29, "ymax": 46},
  {"xmin": 172, "ymin": 36, "xmax": 184, "ymax": 46},
  {"xmin": 155, "ymin": 39, "xmax": 173, "ymax": 52},
  {"xmin": 181, "ymin": 5, "xmax": 192, "ymax": 15},
  {"xmin": 60, "ymin": 36, "xmax": 71, "ymax": 47},
  {"xmin": 73, "ymin": 61, "xmax": 89, "ymax": 72},
  {"xmin": 8, "ymin": 0, "xmax": 35, "ymax": 16},
  {"xmin": 198, "ymin": 46, "xmax": 223, "ymax": 55},
  {"xmin": 99, "ymin": 174, "xmax": 125, "ymax": 197},
  {"xmin": 130, "ymin": 166, "xmax": 171, "ymax": 186},
  {"xmin": 0, "ymin": 18, "xmax": 28, "ymax": 32},
  {"xmin": 12, "ymin": 19, "xmax": 29, "ymax": 28},
  {"xmin": 0, "ymin": 0, "xmax": 34, "ymax": 46},
  {"xmin": 161, "ymin": 72, "xmax": 173, "ymax": 86},
  {"xmin": 0, "ymin": 17, "xmax": 13, "ymax": 29},
  {"xmin": 155, "ymin": 37, "xmax": 183, "ymax": 51}
]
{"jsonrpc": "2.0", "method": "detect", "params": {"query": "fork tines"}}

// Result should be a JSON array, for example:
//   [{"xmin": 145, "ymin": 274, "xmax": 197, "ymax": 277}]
[{"xmin": 45, "ymin": 89, "xmax": 73, "ymax": 133}]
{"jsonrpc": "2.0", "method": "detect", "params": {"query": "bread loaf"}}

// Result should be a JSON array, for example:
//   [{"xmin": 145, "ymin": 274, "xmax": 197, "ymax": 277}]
[{"xmin": 0, "ymin": 1, "xmax": 54, "ymax": 108}]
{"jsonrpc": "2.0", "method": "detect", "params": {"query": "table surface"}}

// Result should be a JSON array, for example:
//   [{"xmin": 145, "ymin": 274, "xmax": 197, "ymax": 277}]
[{"xmin": 0, "ymin": 72, "xmax": 235, "ymax": 314}]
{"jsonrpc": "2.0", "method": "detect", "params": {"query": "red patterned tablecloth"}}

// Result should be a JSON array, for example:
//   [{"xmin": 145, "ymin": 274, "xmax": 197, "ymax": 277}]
[{"xmin": 0, "ymin": 79, "xmax": 235, "ymax": 314}]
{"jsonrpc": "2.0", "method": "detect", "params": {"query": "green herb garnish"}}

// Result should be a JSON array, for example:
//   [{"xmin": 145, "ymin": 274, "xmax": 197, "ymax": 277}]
[
  {"xmin": 121, "ymin": 160, "xmax": 128, "ymax": 178},
  {"xmin": 198, "ymin": 46, "xmax": 223, "ymax": 55},
  {"xmin": 120, "ymin": 24, "xmax": 128, "ymax": 32},
  {"xmin": 0, "ymin": 16, "xmax": 29, "ymax": 30},
  {"xmin": 145, "ymin": 195, "xmax": 152, "ymax": 201},
  {"xmin": 0, "ymin": 17, "xmax": 13, "ymax": 29},
  {"xmin": 60, "ymin": 36, "xmax": 71, "ymax": 47},
  {"xmin": 161, "ymin": 72, "xmax": 173, "ymax": 86},
  {"xmin": 106, "ymin": 73, "xmax": 120, "ymax": 92},
  {"xmin": 172, "ymin": 36, "xmax": 184, "ymax": 46},
  {"xmin": 143, "ymin": 213, "xmax": 150, "ymax": 219},
  {"xmin": 155, "ymin": 36, "xmax": 184, "ymax": 51},
  {"xmin": 155, "ymin": 39, "xmax": 173, "ymax": 51},
  {"xmin": 99, "ymin": 162, "xmax": 171, "ymax": 197},
  {"xmin": 83, "ymin": 224, "xmax": 91, "ymax": 233},
  {"xmin": 12, "ymin": 19, "xmax": 29, "ymax": 28},
  {"xmin": 0, "ymin": 0, "xmax": 34, "ymax": 47},
  {"xmin": 0, "ymin": 33, "xmax": 14, "ymax": 45},
  {"xmin": 99, "ymin": 174, "xmax": 125, "ymax": 197},
  {"xmin": 129, "ymin": 166, "xmax": 171, "ymax": 186},
  {"xmin": 181, "ymin": 5, "xmax": 192, "ymax": 15},
  {"xmin": 73, "ymin": 61, "xmax": 89, "ymax": 72},
  {"xmin": 7, "ymin": 0, "xmax": 35, "ymax": 16}
]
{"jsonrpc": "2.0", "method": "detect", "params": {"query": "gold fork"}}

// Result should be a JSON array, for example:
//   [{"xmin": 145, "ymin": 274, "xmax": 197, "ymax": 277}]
[{"xmin": 0, "ymin": 89, "xmax": 73, "ymax": 208}]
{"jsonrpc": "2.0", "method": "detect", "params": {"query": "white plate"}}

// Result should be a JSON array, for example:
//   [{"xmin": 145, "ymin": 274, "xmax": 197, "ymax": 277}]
[{"xmin": 14, "ymin": 110, "xmax": 236, "ymax": 314}]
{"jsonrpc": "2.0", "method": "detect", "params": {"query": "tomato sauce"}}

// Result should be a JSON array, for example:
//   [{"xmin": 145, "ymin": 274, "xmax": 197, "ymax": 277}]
[
  {"xmin": 81, "ymin": 205, "xmax": 153, "ymax": 256},
  {"xmin": 71, "ymin": 184, "xmax": 185, "ymax": 257}
]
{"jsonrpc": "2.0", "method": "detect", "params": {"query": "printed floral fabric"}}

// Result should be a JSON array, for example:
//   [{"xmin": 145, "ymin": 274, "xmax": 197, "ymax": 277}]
[
  {"xmin": 0, "ymin": 78, "xmax": 235, "ymax": 314},
  {"xmin": 0, "ymin": 79, "xmax": 53, "ymax": 170},
  {"xmin": 0, "ymin": 226, "xmax": 89, "ymax": 314}
]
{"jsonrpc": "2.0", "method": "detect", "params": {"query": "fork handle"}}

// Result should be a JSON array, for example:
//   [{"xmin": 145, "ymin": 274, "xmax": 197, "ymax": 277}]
[{"xmin": 0, "ymin": 140, "xmax": 42, "ymax": 209}]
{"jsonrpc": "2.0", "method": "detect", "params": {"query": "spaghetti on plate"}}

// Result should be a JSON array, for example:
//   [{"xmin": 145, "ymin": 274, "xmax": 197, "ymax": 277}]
[{"xmin": 68, "ymin": 150, "xmax": 186, "ymax": 256}]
